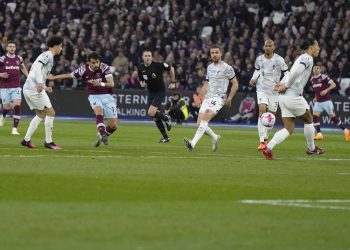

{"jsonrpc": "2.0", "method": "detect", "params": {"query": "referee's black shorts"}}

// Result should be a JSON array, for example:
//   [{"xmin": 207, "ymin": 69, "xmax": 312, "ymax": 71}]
[{"xmin": 148, "ymin": 93, "xmax": 166, "ymax": 108}]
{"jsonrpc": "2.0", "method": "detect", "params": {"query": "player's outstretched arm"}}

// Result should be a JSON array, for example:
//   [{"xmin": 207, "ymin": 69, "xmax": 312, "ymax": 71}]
[{"xmin": 48, "ymin": 73, "xmax": 73, "ymax": 81}]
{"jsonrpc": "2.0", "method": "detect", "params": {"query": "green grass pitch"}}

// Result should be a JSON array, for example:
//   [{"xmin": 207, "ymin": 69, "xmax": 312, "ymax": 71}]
[{"xmin": 0, "ymin": 119, "xmax": 349, "ymax": 250}]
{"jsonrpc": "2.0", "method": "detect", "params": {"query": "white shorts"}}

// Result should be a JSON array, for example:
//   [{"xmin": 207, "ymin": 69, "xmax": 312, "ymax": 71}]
[
  {"xmin": 313, "ymin": 100, "xmax": 334, "ymax": 115},
  {"xmin": 23, "ymin": 89, "xmax": 52, "ymax": 110},
  {"xmin": 256, "ymin": 92, "xmax": 278, "ymax": 112},
  {"xmin": 279, "ymin": 95, "xmax": 309, "ymax": 118},
  {"xmin": 0, "ymin": 87, "xmax": 22, "ymax": 104},
  {"xmin": 199, "ymin": 96, "xmax": 225, "ymax": 114},
  {"xmin": 88, "ymin": 94, "xmax": 118, "ymax": 119}
]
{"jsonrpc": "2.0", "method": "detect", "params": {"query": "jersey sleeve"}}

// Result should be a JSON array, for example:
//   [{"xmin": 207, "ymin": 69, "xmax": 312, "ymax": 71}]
[
  {"xmin": 138, "ymin": 67, "xmax": 144, "ymax": 81},
  {"xmin": 102, "ymin": 64, "xmax": 112, "ymax": 78},
  {"xmin": 72, "ymin": 65, "xmax": 84, "ymax": 79},
  {"xmin": 324, "ymin": 74, "xmax": 334, "ymax": 85},
  {"xmin": 299, "ymin": 55, "xmax": 312, "ymax": 69},
  {"xmin": 0, "ymin": 56, "xmax": 5, "ymax": 66},
  {"xmin": 280, "ymin": 57, "xmax": 289, "ymax": 72},
  {"xmin": 37, "ymin": 52, "xmax": 52, "ymax": 65},
  {"xmin": 18, "ymin": 56, "xmax": 24, "ymax": 65},
  {"xmin": 254, "ymin": 57, "xmax": 260, "ymax": 70},
  {"xmin": 225, "ymin": 65, "xmax": 236, "ymax": 80}
]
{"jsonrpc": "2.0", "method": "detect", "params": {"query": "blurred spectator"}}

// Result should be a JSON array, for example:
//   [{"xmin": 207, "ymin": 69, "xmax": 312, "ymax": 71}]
[
  {"xmin": 229, "ymin": 91, "xmax": 256, "ymax": 124},
  {"xmin": 0, "ymin": 0, "xmax": 348, "ymax": 95},
  {"xmin": 165, "ymin": 93, "xmax": 189, "ymax": 125}
]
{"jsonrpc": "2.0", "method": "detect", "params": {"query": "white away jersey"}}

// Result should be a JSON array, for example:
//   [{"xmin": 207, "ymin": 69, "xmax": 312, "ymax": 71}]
[
  {"xmin": 254, "ymin": 53, "xmax": 288, "ymax": 95},
  {"xmin": 205, "ymin": 61, "xmax": 235, "ymax": 98},
  {"xmin": 24, "ymin": 51, "xmax": 54, "ymax": 91},
  {"xmin": 285, "ymin": 53, "xmax": 313, "ymax": 96}
]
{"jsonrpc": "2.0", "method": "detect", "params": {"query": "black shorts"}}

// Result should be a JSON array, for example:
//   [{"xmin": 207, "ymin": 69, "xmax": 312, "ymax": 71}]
[{"xmin": 148, "ymin": 93, "xmax": 165, "ymax": 108}]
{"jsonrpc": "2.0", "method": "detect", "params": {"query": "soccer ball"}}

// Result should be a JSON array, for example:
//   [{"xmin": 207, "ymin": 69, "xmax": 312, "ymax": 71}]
[{"xmin": 260, "ymin": 112, "xmax": 276, "ymax": 127}]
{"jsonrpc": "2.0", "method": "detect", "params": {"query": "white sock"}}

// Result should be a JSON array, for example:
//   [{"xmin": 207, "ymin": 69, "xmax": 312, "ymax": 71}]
[
  {"xmin": 266, "ymin": 125, "xmax": 273, "ymax": 139},
  {"xmin": 258, "ymin": 118, "xmax": 266, "ymax": 143},
  {"xmin": 192, "ymin": 120, "xmax": 208, "ymax": 147},
  {"xmin": 205, "ymin": 126, "xmax": 217, "ymax": 139},
  {"xmin": 304, "ymin": 123, "xmax": 315, "ymax": 150},
  {"xmin": 24, "ymin": 115, "xmax": 43, "ymax": 141},
  {"xmin": 267, "ymin": 128, "xmax": 290, "ymax": 150},
  {"xmin": 45, "ymin": 116, "xmax": 55, "ymax": 143}
]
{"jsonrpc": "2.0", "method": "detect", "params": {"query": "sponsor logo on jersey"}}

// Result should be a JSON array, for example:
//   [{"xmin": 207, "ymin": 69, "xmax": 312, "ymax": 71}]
[
  {"xmin": 5, "ymin": 66, "xmax": 20, "ymax": 70},
  {"xmin": 152, "ymin": 73, "xmax": 156, "ymax": 78}
]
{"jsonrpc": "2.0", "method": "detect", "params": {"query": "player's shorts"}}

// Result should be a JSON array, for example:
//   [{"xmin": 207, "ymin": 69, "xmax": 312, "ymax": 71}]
[
  {"xmin": 256, "ymin": 91, "xmax": 278, "ymax": 112},
  {"xmin": 199, "ymin": 96, "xmax": 225, "ymax": 114},
  {"xmin": 88, "ymin": 94, "xmax": 117, "ymax": 119},
  {"xmin": 0, "ymin": 87, "xmax": 22, "ymax": 104},
  {"xmin": 148, "ymin": 93, "xmax": 166, "ymax": 108},
  {"xmin": 23, "ymin": 89, "xmax": 52, "ymax": 110},
  {"xmin": 313, "ymin": 100, "xmax": 334, "ymax": 115},
  {"xmin": 279, "ymin": 95, "xmax": 309, "ymax": 118}
]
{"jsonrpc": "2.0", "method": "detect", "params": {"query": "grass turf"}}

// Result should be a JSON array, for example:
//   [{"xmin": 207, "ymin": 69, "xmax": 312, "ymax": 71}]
[{"xmin": 0, "ymin": 119, "xmax": 349, "ymax": 250}]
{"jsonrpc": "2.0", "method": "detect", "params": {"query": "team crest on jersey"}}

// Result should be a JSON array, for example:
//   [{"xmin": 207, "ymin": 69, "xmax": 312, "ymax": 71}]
[
  {"xmin": 152, "ymin": 73, "xmax": 157, "ymax": 78},
  {"xmin": 96, "ymin": 73, "xmax": 101, "ymax": 78},
  {"xmin": 16, "ymin": 60, "xmax": 20, "ymax": 65}
]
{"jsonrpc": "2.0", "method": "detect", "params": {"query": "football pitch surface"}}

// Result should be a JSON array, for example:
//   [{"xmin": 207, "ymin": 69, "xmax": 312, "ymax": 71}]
[{"xmin": 0, "ymin": 119, "xmax": 349, "ymax": 250}]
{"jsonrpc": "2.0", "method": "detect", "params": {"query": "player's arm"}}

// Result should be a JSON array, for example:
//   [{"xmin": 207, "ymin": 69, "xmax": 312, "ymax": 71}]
[
  {"xmin": 49, "ymin": 73, "xmax": 73, "ymax": 80},
  {"xmin": 0, "ymin": 72, "xmax": 9, "ymax": 78},
  {"xmin": 168, "ymin": 66, "xmax": 176, "ymax": 89},
  {"xmin": 250, "ymin": 59, "xmax": 260, "ymax": 85},
  {"xmin": 276, "ymin": 62, "xmax": 305, "ymax": 93},
  {"xmin": 137, "ymin": 68, "xmax": 146, "ymax": 88},
  {"xmin": 199, "ymin": 81, "xmax": 208, "ymax": 97},
  {"xmin": 225, "ymin": 77, "xmax": 239, "ymax": 107},
  {"xmin": 92, "ymin": 75, "xmax": 114, "ymax": 87},
  {"xmin": 20, "ymin": 63, "xmax": 29, "ymax": 77},
  {"xmin": 320, "ymin": 78, "xmax": 336, "ymax": 96}
]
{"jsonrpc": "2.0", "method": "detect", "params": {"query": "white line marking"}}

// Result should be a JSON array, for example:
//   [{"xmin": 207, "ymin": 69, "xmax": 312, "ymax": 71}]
[
  {"xmin": 337, "ymin": 173, "xmax": 350, "ymax": 175},
  {"xmin": 240, "ymin": 200, "xmax": 350, "ymax": 210}
]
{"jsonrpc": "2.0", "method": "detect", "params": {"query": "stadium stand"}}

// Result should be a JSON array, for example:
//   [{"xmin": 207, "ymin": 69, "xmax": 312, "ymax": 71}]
[{"xmin": 0, "ymin": 0, "xmax": 349, "ymax": 94}]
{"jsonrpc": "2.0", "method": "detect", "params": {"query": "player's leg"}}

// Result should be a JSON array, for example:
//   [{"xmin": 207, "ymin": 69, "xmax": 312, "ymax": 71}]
[
  {"xmin": 103, "ymin": 97, "xmax": 118, "ymax": 138},
  {"xmin": 186, "ymin": 97, "xmax": 222, "ymax": 151},
  {"xmin": 312, "ymin": 101, "xmax": 323, "ymax": 140},
  {"xmin": 0, "ymin": 89, "xmax": 11, "ymax": 126},
  {"xmin": 299, "ymin": 110, "xmax": 324, "ymax": 154},
  {"xmin": 257, "ymin": 103, "xmax": 269, "ymax": 150},
  {"xmin": 265, "ymin": 94, "xmax": 278, "ymax": 143},
  {"xmin": 148, "ymin": 96, "xmax": 170, "ymax": 142},
  {"xmin": 21, "ymin": 109, "xmax": 45, "ymax": 148},
  {"xmin": 21, "ymin": 90, "xmax": 45, "ymax": 148},
  {"xmin": 325, "ymin": 101, "xmax": 350, "ymax": 141},
  {"xmin": 10, "ymin": 88, "xmax": 22, "ymax": 135}
]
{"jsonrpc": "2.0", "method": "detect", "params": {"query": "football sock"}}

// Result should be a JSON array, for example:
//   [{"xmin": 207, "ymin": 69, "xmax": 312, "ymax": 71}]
[
  {"xmin": 266, "ymin": 126, "xmax": 273, "ymax": 139},
  {"xmin": 331, "ymin": 116, "xmax": 345, "ymax": 130},
  {"xmin": 2, "ymin": 108, "xmax": 10, "ymax": 117},
  {"xmin": 155, "ymin": 118, "xmax": 168, "ymax": 138},
  {"xmin": 192, "ymin": 120, "xmax": 208, "ymax": 147},
  {"xmin": 24, "ymin": 115, "xmax": 43, "ymax": 141},
  {"xmin": 267, "ymin": 128, "xmax": 290, "ymax": 150},
  {"xmin": 45, "ymin": 116, "xmax": 54, "ymax": 143},
  {"xmin": 106, "ymin": 126, "xmax": 117, "ymax": 136},
  {"xmin": 204, "ymin": 126, "xmax": 217, "ymax": 139},
  {"xmin": 258, "ymin": 118, "xmax": 266, "ymax": 143},
  {"xmin": 304, "ymin": 123, "xmax": 315, "ymax": 150},
  {"xmin": 96, "ymin": 115, "xmax": 107, "ymax": 136},
  {"xmin": 313, "ymin": 115, "xmax": 321, "ymax": 132},
  {"xmin": 13, "ymin": 105, "xmax": 21, "ymax": 128}
]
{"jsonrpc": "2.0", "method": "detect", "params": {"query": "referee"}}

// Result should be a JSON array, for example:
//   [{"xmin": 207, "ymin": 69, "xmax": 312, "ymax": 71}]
[{"xmin": 138, "ymin": 49, "xmax": 176, "ymax": 143}]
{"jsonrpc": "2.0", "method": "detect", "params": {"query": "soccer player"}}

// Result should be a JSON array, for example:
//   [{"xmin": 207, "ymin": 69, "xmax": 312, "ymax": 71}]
[
  {"xmin": 0, "ymin": 41, "xmax": 29, "ymax": 135},
  {"xmin": 21, "ymin": 36, "xmax": 63, "ymax": 149},
  {"xmin": 49, "ymin": 52, "xmax": 118, "ymax": 147},
  {"xmin": 250, "ymin": 39, "xmax": 289, "ymax": 151},
  {"xmin": 262, "ymin": 38, "xmax": 325, "ymax": 160},
  {"xmin": 311, "ymin": 65, "xmax": 350, "ymax": 141},
  {"xmin": 137, "ymin": 49, "xmax": 176, "ymax": 143},
  {"xmin": 183, "ymin": 45, "xmax": 238, "ymax": 152}
]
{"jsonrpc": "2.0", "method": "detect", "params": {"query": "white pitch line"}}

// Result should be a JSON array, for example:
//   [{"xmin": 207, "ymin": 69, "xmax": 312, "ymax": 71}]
[{"xmin": 240, "ymin": 200, "xmax": 350, "ymax": 210}]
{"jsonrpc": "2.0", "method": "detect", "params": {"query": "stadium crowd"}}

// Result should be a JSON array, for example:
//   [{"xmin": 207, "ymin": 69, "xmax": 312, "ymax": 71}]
[{"xmin": 0, "ymin": 0, "xmax": 349, "ymax": 94}]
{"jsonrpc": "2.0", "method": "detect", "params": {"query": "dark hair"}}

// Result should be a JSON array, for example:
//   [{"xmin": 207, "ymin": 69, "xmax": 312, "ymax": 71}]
[
  {"xmin": 142, "ymin": 49, "xmax": 152, "ymax": 55},
  {"xmin": 46, "ymin": 36, "xmax": 63, "ymax": 48},
  {"xmin": 88, "ymin": 52, "xmax": 101, "ymax": 61},
  {"xmin": 301, "ymin": 38, "xmax": 317, "ymax": 50},
  {"xmin": 6, "ymin": 40, "xmax": 16, "ymax": 46},
  {"xmin": 210, "ymin": 44, "xmax": 221, "ymax": 51}
]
